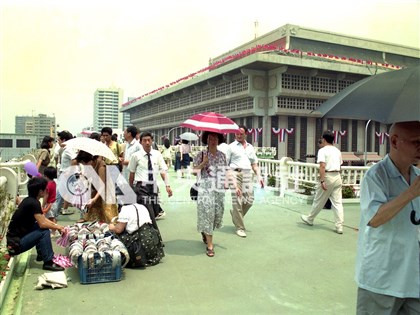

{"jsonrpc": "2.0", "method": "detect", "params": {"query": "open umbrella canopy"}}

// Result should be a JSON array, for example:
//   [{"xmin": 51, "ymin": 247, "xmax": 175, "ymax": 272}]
[
  {"xmin": 314, "ymin": 66, "xmax": 420, "ymax": 124},
  {"xmin": 64, "ymin": 137, "xmax": 116, "ymax": 161},
  {"xmin": 180, "ymin": 112, "xmax": 240, "ymax": 133},
  {"xmin": 179, "ymin": 132, "xmax": 199, "ymax": 141}
]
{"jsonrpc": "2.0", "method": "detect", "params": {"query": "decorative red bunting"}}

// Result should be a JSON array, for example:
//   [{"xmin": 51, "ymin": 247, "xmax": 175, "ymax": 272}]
[
  {"xmin": 272, "ymin": 128, "xmax": 294, "ymax": 142},
  {"xmin": 333, "ymin": 130, "xmax": 347, "ymax": 144},
  {"xmin": 122, "ymin": 45, "xmax": 403, "ymax": 108},
  {"xmin": 375, "ymin": 132, "xmax": 389, "ymax": 145}
]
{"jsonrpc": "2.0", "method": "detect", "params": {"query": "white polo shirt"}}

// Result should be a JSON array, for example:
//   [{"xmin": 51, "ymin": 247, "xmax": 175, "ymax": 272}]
[
  {"xmin": 122, "ymin": 139, "xmax": 142, "ymax": 180},
  {"xmin": 226, "ymin": 140, "xmax": 258, "ymax": 170}
]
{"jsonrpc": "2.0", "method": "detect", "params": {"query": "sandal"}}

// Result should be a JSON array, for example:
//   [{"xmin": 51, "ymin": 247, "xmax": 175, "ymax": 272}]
[
  {"xmin": 206, "ymin": 247, "xmax": 215, "ymax": 257},
  {"xmin": 201, "ymin": 232, "xmax": 207, "ymax": 244}
]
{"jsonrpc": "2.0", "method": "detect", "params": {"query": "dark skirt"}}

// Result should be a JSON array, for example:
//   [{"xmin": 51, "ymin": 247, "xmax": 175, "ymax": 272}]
[
  {"xmin": 181, "ymin": 153, "xmax": 190, "ymax": 168},
  {"xmin": 174, "ymin": 152, "xmax": 181, "ymax": 171}
]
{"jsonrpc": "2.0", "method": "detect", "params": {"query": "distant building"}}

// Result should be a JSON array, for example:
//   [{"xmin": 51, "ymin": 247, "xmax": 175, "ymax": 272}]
[
  {"xmin": 0, "ymin": 133, "xmax": 37, "ymax": 162},
  {"xmin": 121, "ymin": 24, "xmax": 420, "ymax": 163},
  {"xmin": 15, "ymin": 114, "xmax": 56, "ymax": 147},
  {"xmin": 93, "ymin": 87, "xmax": 123, "ymax": 132},
  {"xmin": 122, "ymin": 97, "xmax": 134, "ymax": 129}
]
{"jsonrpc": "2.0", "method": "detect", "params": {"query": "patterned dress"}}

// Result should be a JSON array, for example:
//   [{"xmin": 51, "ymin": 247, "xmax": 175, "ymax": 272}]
[
  {"xmin": 84, "ymin": 158, "xmax": 118, "ymax": 223},
  {"xmin": 193, "ymin": 150, "xmax": 227, "ymax": 235}
]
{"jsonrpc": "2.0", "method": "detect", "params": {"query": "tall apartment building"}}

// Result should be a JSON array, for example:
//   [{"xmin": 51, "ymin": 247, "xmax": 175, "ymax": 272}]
[
  {"xmin": 93, "ymin": 87, "xmax": 123, "ymax": 132},
  {"xmin": 15, "ymin": 114, "xmax": 56, "ymax": 147}
]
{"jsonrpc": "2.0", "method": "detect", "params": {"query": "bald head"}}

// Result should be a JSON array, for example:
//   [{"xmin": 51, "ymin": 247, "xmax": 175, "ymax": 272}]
[
  {"xmin": 388, "ymin": 121, "xmax": 420, "ymax": 169},
  {"xmin": 389, "ymin": 121, "xmax": 420, "ymax": 138}
]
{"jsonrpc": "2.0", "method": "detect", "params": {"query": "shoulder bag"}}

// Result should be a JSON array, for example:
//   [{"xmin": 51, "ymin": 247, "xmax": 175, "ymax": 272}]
[{"xmin": 190, "ymin": 151, "xmax": 204, "ymax": 201}]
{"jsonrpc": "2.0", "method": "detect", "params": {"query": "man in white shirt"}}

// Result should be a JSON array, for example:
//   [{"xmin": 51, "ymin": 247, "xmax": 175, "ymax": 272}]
[
  {"xmin": 53, "ymin": 130, "xmax": 77, "ymax": 216},
  {"xmin": 120, "ymin": 126, "xmax": 141, "ymax": 182},
  {"xmin": 226, "ymin": 126, "xmax": 264, "ymax": 238},
  {"xmin": 301, "ymin": 130, "xmax": 344, "ymax": 234},
  {"xmin": 128, "ymin": 131, "xmax": 173, "ymax": 223}
]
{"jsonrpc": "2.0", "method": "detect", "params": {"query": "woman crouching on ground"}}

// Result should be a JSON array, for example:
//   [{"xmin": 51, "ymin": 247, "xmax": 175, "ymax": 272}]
[{"xmin": 108, "ymin": 202, "xmax": 164, "ymax": 267}]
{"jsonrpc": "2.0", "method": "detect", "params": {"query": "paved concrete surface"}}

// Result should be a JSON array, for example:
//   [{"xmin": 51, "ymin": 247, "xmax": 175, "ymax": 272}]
[{"xmin": 2, "ymin": 174, "xmax": 361, "ymax": 315}]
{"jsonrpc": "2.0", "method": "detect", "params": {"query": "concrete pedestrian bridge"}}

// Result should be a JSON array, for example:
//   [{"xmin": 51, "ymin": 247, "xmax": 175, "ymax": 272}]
[{"xmin": 1, "ymin": 170, "xmax": 360, "ymax": 315}]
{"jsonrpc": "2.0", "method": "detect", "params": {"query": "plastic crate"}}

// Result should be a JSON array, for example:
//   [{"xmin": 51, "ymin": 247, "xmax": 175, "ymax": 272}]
[{"xmin": 78, "ymin": 252, "xmax": 122, "ymax": 284}]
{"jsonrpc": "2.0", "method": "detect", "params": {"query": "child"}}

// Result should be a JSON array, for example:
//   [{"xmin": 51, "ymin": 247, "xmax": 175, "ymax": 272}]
[{"xmin": 42, "ymin": 166, "xmax": 59, "ymax": 237}]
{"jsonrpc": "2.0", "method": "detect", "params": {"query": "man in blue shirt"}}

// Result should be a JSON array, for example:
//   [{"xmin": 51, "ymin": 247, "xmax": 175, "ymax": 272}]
[{"xmin": 356, "ymin": 121, "xmax": 420, "ymax": 314}]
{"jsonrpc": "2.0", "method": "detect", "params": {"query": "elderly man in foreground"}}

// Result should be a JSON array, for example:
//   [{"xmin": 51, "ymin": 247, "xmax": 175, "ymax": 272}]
[{"xmin": 355, "ymin": 121, "xmax": 420, "ymax": 314}]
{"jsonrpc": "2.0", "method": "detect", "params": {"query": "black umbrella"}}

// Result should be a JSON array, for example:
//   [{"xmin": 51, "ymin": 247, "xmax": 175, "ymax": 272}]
[
  {"xmin": 315, "ymin": 66, "xmax": 420, "ymax": 225},
  {"xmin": 314, "ymin": 65, "xmax": 420, "ymax": 124}
]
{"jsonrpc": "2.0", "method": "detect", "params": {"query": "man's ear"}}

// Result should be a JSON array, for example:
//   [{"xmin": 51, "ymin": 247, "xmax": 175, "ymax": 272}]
[{"xmin": 390, "ymin": 135, "xmax": 398, "ymax": 150}]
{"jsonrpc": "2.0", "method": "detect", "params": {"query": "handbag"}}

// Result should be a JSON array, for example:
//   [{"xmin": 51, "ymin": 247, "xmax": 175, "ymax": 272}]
[
  {"xmin": 190, "ymin": 184, "xmax": 199, "ymax": 201},
  {"xmin": 190, "ymin": 151, "xmax": 204, "ymax": 201}
]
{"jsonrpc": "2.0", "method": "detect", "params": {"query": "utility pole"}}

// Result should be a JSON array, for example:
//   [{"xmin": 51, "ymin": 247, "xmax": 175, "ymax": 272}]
[{"xmin": 254, "ymin": 20, "xmax": 259, "ymax": 39}]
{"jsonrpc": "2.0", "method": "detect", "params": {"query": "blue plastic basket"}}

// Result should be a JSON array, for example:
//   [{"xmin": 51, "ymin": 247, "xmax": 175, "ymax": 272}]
[{"xmin": 78, "ymin": 252, "xmax": 122, "ymax": 284}]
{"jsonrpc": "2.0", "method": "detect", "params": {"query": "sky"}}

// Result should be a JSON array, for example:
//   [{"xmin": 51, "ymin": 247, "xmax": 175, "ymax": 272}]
[{"xmin": 1, "ymin": 0, "xmax": 419, "ymax": 134}]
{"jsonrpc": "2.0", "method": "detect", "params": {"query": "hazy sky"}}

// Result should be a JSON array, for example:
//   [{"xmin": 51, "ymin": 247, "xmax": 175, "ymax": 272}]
[{"xmin": 1, "ymin": 0, "xmax": 419, "ymax": 134}]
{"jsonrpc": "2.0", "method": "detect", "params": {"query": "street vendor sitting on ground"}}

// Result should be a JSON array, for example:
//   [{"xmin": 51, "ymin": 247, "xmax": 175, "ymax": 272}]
[
  {"xmin": 109, "ymin": 202, "xmax": 164, "ymax": 268},
  {"xmin": 6, "ymin": 176, "xmax": 66, "ymax": 271}
]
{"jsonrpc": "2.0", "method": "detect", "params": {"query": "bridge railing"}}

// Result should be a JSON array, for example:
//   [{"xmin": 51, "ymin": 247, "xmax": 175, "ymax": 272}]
[
  {"xmin": 259, "ymin": 157, "xmax": 370, "ymax": 197},
  {"xmin": 0, "ymin": 154, "xmax": 36, "ymax": 201}
]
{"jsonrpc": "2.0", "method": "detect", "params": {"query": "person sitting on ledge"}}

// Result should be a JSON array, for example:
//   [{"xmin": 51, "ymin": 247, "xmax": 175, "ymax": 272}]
[{"xmin": 6, "ymin": 176, "xmax": 65, "ymax": 271}]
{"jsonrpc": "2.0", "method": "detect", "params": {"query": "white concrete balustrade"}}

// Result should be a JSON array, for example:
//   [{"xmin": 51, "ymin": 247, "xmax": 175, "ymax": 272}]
[{"xmin": 258, "ymin": 158, "xmax": 370, "ymax": 197}]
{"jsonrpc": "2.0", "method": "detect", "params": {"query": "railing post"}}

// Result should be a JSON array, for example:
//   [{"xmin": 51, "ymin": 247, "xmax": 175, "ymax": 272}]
[
  {"xmin": 279, "ymin": 157, "xmax": 292, "ymax": 197},
  {"xmin": 0, "ymin": 167, "xmax": 18, "ymax": 201}
]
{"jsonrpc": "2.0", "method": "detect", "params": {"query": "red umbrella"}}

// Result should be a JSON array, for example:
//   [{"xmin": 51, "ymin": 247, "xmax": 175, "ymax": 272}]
[{"xmin": 180, "ymin": 112, "xmax": 240, "ymax": 133}]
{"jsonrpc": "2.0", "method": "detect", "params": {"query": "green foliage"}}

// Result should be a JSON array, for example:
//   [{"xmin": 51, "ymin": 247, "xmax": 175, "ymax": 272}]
[
  {"xmin": 0, "ymin": 186, "xmax": 15, "ymax": 283},
  {"xmin": 342, "ymin": 186, "xmax": 356, "ymax": 199},
  {"xmin": 267, "ymin": 175, "xmax": 276, "ymax": 187},
  {"xmin": 299, "ymin": 183, "xmax": 316, "ymax": 195}
]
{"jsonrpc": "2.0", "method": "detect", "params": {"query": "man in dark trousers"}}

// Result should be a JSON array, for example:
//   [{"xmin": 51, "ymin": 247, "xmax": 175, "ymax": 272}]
[
  {"xmin": 7, "ymin": 177, "xmax": 65, "ymax": 271},
  {"xmin": 128, "ymin": 131, "xmax": 173, "ymax": 224}
]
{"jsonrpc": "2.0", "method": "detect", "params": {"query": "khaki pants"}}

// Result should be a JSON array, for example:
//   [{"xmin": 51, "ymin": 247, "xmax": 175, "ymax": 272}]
[
  {"xmin": 230, "ymin": 171, "xmax": 254, "ymax": 230},
  {"xmin": 306, "ymin": 172, "xmax": 344, "ymax": 229}
]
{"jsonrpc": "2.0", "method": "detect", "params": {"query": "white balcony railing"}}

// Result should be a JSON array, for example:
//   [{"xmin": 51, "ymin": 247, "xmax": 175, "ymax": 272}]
[{"xmin": 259, "ymin": 157, "xmax": 370, "ymax": 197}]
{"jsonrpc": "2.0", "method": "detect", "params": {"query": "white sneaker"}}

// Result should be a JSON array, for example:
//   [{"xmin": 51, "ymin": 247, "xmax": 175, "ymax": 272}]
[
  {"xmin": 156, "ymin": 211, "xmax": 166, "ymax": 220},
  {"xmin": 61, "ymin": 209, "xmax": 74, "ymax": 215},
  {"xmin": 236, "ymin": 229, "xmax": 247, "ymax": 238},
  {"xmin": 335, "ymin": 227, "xmax": 343, "ymax": 234},
  {"xmin": 300, "ymin": 215, "xmax": 313, "ymax": 226}
]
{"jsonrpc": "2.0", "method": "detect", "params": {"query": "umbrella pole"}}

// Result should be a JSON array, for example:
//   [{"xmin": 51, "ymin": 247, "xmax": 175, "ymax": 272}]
[{"xmin": 364, "ymin": 120, "xmax": 371, "ymax": 166}]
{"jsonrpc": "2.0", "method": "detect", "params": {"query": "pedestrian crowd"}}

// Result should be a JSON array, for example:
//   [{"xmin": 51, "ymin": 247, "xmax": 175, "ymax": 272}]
[{"xmin": 6, "ymin": 122, "xmax": 420, "ymax": 314}]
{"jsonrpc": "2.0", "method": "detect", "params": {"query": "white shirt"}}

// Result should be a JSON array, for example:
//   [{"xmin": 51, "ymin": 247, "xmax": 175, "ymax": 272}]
[
  {"xmin": 128, "ymin": 148, "xmax": 168, "ymax": 183},
  {"xmin": 217, "ymin": 143, "xmax": 229, "ymax": 156},
  {"xmin": 59, "ymin": 146, "xmax": 77, "ymax": 174},
  {"xmin": 118, "ymin": 203, "xmax": 152, "ymax": 234},
  {"xmin": 122, "ymin": 139, "xmax": 141, "ymax": 180},
  {"xmin": 226, "ymin": 140, "xmax": 258, "ymax": 170},
  {"xmin": 317, "ymin": 145, "xmax": 342, "ymax": 171}
]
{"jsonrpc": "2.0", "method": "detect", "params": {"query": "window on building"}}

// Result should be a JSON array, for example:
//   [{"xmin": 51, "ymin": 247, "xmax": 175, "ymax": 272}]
[
  {"xmin": 0, "ymin": 139, "xmax": 13, "ymax": 147},
  {"xmin": 16, "ymin": 139, "xmax": 31, "ymax": 148}
]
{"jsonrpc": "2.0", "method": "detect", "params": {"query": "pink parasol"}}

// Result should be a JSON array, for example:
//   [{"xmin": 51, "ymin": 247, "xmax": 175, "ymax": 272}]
[{"xmin": 180, "ymin": 112, "xmax": 240, "ymax": 133}]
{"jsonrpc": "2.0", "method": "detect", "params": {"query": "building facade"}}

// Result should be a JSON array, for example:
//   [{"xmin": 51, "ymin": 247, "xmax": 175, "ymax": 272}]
[
  {"xmin": 0, "ymin": 133, "xmax": 38, "ymax": 162},
  {"xmin": 15, "ymin": 114, "xmax": 56, "ymax": 147},
  {"xmin": 121, "ymin": 24, "xmax": 419, "ymax": 162},
  {"xmin": 93, "ymin": 87, "xmax": 123, "ymax": 132}
]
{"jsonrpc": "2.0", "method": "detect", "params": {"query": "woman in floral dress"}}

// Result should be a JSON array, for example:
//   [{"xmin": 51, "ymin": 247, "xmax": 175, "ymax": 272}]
[{"xmin": 193, "ymin": 131, "xmax": 240, "ymax": 257}]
